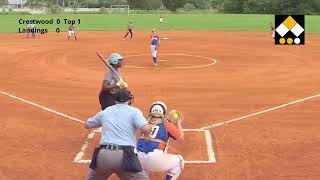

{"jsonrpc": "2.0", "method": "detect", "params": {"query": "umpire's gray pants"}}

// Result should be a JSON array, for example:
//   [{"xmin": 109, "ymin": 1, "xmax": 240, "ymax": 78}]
[{"xmin": 86, "ymin": 149, "xmax": 148, "ymax": 180}]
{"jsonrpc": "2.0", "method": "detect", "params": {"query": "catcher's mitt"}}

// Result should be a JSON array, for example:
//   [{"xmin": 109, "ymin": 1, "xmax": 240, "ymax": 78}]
[{"xmin": 167, "ymin": 110, "xmax": 183, "ymax": 125}]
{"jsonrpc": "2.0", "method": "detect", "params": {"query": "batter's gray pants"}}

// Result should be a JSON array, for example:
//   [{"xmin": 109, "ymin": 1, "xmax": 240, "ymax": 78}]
[{"xmin": 86, "ymin": 149, "xmax": 148, "ymax": 180}]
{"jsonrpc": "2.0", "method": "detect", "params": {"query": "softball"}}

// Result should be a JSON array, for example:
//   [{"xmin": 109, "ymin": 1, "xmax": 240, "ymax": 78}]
[
  {"xmin": 169, "ymin": 110, "xmax": 181, "ymax": 123},
  {"xmin": 172, "ymin": 112, "xmax": 179, "ymax": 121}
]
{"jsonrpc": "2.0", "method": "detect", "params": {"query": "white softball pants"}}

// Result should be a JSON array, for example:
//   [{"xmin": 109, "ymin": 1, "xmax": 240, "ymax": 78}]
[
  {"xmin": 68, "ymin": 30, "xmax": 75, "ymax": 36},
  {"xmin": 138, "ymin": 149, "xmax": 184, "ymax": 179},
  {"xmin": 272, "ymin": 30, "xmax": 275, "ymax": 38}
]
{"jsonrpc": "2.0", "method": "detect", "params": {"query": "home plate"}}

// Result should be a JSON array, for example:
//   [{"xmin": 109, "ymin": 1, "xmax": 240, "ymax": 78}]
[{"xmin": 162, "ymin": 37, "xmax": 169, "ymax": 40}]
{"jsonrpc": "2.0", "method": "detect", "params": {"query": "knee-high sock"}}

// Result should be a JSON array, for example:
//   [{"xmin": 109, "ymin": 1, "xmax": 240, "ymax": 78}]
[{"xmin": 124, "ymin": 32, "xmax": 129, "ymax": 38}]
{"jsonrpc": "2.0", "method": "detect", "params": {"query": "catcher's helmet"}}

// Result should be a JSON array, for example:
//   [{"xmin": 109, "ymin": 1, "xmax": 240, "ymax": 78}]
[
  {"xmin": 108, "ymin": 53, "xmax": 124, "ymax": 65},
  {"xmin": 149, "ymin": 101, "xmax": 167, "ymax": 118}
]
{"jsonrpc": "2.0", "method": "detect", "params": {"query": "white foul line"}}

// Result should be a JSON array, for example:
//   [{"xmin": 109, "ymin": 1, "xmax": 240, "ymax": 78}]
[
  {"xmin": 0, "ymin": 91, "xmax": 85, "ymax": 124},
  {"xmin": 201, "ymin": 93, "xmax": 320, "ymax": 130},
  {"xmin": 205, "ymin": 130, "xmax": 216, "ymax": 163},
  {"xmin": 74, "ymin": 130, "xmax": 95, "ymax": 162}
]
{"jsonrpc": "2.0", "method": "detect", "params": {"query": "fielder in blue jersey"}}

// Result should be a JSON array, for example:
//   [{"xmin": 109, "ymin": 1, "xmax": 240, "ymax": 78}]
[{"xmin": 150, "ymin": 29, "xmax": 160, "ymax": 66}]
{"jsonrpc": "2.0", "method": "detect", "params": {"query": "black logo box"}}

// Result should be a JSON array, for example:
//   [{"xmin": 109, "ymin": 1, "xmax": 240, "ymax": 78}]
[{"xmin": 275, "ymin": 15, "xmax": 305, "ymax": 45}]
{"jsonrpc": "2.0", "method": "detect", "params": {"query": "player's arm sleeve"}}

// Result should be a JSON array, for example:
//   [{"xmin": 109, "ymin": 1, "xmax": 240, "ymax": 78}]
[
  {"xmin": 165, "ymin": 122, "xmax": 181, "ymax": 140},
  {"xmin": 102, "ymin": 71, "xmax": 117, "ymax": 91},
  {"xmin": 104, "ymin": 70, "xmax": 113, "ymax": 81},
  {"xmin": 132, "ymin": 109, "xmax": 148, "ymax": 129},
  {"xmin": 86, "ymin": 111, "xmax": 103, "ymax": 128}
]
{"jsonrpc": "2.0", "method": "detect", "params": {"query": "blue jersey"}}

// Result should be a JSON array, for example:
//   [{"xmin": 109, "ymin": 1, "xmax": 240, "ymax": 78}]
[
  {"xmin": 151, "ymin": 34, "xmax": 159, "ymax": 45},
  {"xmin": 137, "ymin": 122, "xmax": 180, "ymax": 153}
]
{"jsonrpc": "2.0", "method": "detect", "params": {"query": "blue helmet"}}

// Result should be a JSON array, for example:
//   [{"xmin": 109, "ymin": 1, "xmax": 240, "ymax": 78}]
[{"xmin": 108, "ymin": 53, "xmax": 124, "ymax": 65}]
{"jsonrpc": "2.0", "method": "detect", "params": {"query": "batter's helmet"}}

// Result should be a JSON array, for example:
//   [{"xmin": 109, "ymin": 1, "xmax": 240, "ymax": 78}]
[
  {"xmin": 108, "ymin": 53, "xmax": 124, "ymax": 65},
  {"xmin": 149, "ymin": 101, "xmax": 167, "ymax": 118}
]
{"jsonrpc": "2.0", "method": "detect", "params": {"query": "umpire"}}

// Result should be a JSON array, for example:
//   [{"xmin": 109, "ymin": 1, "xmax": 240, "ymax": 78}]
[
  {"xmin": 99, "ymin": 53, "xmax": 126, "ymax": 110},
  {"xmin": 85, "ymin": 88, "xmax": 153, "ymax": 180}
]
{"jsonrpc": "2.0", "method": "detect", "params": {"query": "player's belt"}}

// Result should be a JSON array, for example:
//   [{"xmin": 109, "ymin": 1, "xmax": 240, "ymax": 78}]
[
  {"xmin": 140, "ymin": 137, "xmax": 167, "ymax": 145},
  {"xmin": 100, "ymin": 144, "xmax": 127, "ymax": 151}
]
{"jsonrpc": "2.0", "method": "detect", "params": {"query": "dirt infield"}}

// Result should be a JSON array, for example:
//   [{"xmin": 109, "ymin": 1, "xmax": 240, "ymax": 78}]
[{"xmin": 0, "ymin": 30, "xmax": 320, "ymax": 180}]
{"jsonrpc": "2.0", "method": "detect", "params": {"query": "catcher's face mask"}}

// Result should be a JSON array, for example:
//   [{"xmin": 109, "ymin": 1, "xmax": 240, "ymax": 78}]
[{"xmin": 150, "ymin": 101, "xmax": 167, "ymax": 117}]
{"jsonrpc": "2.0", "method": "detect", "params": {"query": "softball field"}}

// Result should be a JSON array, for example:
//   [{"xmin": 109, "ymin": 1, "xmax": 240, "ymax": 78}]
[{"xmin": 0, "ymin": 17, "xmax": 320, "ymax": 180}]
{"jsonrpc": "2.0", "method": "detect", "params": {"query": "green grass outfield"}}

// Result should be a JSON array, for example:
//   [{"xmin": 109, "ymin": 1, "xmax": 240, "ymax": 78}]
[{"xmin": 0, "ymin": 14, "xmax": 319, "ymax": 33}]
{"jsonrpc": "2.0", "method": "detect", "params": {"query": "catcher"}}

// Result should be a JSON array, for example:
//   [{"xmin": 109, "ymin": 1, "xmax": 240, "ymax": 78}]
[
  {"xmin": 137, "ymin": 101, "xmax": 184, "ymax": 180},
  {"xmin": 99, "ymin": 53, "xmax": 128, "ymax": 110}
]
